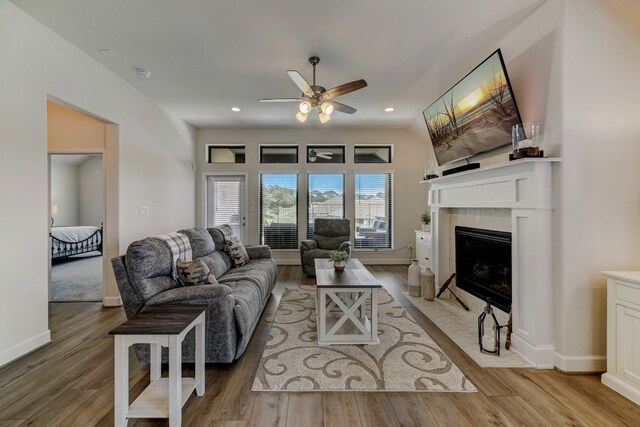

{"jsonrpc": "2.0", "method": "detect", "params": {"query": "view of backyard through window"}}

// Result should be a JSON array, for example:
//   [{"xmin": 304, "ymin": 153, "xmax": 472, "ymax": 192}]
[
  {"xmin": 307, "ymin": 174, "xmax": 345, "ymax": 238},
  {"xmin": 259, "ymin": 174, "xmax": 298, "ymax": 249},
  {"xmin": 355, "ymin": 173, "xmax": 392, "ymax": 249},
  {"xmin": 259, "ymin": 172, "xmax": 392, "ymax": 250}
]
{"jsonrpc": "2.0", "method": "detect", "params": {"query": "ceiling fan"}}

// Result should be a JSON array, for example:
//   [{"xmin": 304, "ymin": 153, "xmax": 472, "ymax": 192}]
[
  {"xmin": 308, "ymin": 148, "xmax": 334, "ymax": 162},
  {"xmin": 259, "ymin": 56, "xmax": 367, "ymax": 123}
]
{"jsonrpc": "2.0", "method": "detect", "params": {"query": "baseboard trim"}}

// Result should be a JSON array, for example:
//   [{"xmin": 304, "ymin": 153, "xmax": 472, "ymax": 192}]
[
  {"xmin": 554, "ymin": 352, "xmax": 606, "ymax": 373},
  {"xmin": 510, "ymin": 334, "xmax": 554, "ymax": 369},
  {"xmin": 103, "ymin": 296, "xmax": 122, "ymax": 307},
  {"xmin": 602, "ymin": 373, "xmax": 640, "ymax": 405},
  {"xmin": 0, "ymin": 330, "xmax": 51, "ymax": 368}
]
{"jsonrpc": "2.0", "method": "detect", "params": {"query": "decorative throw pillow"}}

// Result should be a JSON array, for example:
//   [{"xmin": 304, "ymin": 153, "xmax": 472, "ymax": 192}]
[
  {"xmin": 226, "ymin": 235, "xmax": 249, "ymax": 267},
  {"xmin": 176, "ymin": 259, "xmax": 219, "ymax": 286}
]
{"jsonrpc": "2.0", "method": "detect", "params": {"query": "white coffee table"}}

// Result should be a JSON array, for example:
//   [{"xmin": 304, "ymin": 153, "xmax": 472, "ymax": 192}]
[{"xmin": 314, "ymin": 258, "xmax": 382, "ymax": 345}]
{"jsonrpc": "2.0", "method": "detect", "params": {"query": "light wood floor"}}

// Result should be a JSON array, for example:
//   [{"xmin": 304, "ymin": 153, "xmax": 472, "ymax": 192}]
[{"xmin": 0, "ymin": 265, "xmax": 637, "ymax": 426}]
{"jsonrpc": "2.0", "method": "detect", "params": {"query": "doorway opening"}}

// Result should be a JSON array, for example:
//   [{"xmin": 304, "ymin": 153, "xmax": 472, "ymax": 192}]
[
  {"xmin": 47, "ymin": 98, "xmax": 120, "ymax": 308},
  {"xmin": 50, "ymin": 154, "xmax": 104, "ymax": 301}
]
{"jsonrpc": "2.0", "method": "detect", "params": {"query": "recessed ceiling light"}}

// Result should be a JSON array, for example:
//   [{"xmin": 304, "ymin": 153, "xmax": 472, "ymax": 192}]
[
  {"xmin": 135, "ymin": 68, "xmax": 151, "ymax": 78},
  {"xmin": 230, "ymin": 107, "xmax": 241, "ymax": 112},
  {"xmin": 97, "ymin": 48, "xmax": 114, "ymax": 55},
  {"xmin": 384, "ymin": 107, "xmax": 395, "ymax": 112}
]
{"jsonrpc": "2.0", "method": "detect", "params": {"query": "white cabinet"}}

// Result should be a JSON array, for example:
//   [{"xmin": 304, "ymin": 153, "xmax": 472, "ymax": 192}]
[
  {"xmin": 415, "ymin": 230, "xmax": 431, "ymax": 270},
  {"xmin": 602, "ymin": 271, "xmax": 640, "ymax": 406}
]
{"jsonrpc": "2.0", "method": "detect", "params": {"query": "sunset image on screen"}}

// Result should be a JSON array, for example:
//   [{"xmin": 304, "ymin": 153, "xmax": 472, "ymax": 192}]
[{"xmin": 423, "ymin": 51, "xmax": 521, "ymax": 165}]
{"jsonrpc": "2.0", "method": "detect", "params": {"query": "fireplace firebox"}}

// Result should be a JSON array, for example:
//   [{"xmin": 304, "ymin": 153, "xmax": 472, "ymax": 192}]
[{"xmin": 455, "ymin": 226, "xmax": 512, "ymax": 313}]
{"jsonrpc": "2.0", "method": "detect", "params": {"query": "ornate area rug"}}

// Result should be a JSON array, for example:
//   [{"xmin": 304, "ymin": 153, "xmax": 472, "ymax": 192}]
[{"xmin": 252, "ymin": 285, "xmax": 476, "ymax": 392}]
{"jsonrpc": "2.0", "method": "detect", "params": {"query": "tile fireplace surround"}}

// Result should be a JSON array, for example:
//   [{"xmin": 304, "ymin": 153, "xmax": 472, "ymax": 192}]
[{"xmin": 427, "ymin": 158, "xmax": 561, "ymax": 368}]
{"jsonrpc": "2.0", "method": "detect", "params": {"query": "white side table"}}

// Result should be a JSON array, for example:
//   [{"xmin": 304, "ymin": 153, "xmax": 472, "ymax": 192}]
[{"xmin": 109, "ymin": 304, "xmax": 207, "ymax": 426}]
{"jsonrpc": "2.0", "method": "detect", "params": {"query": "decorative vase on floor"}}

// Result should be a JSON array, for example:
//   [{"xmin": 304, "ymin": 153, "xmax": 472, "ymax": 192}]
[
  {"xmin": 408, "ymin": 259, "xmax": 421, "ymax": 297},
  {"xmin": 421, "ymin": 265, "xmax": 436, "ymax": 301},
  {"xmin": 334, "ymin": 261, "xmax": 346, "ymax": 271}
]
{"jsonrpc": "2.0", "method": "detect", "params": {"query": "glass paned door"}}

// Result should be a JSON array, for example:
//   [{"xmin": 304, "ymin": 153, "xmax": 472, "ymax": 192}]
[{"xmin": 206, "ymin": 175, "xmax": 245, "ymax": 240}]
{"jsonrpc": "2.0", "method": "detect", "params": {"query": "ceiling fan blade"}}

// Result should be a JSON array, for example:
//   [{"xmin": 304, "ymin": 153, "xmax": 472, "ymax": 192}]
[
  {"xmin": 317, "ymin": 154, "xmax": 333, "ymax": 159},
  {"xmin": 322, "ymin": 79, "xmax": 368, "ymax": 100},
  {"xmin": 258, "ymin": 98, "xmax": 303, "ymax": 102},
  {"xmin": 326, "ymin": 100, "xmax": 357, "ymax": 114},
  {"xmin": 317, "ymin": 152, "xmax": 334, "ymax": 156},
  {"xmin": 287, "ymin": 70, "xmax": 315, "ymax": 97}
]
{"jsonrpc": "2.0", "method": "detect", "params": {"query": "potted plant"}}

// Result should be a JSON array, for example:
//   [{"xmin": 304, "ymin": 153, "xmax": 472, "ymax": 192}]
[
  {"xmin": 329, "ymin": 250, "xmax": 349, "ymax": 271},
  {"xmin": 421, "ymin": 211, "xmax": 431, "ymax": 232}
]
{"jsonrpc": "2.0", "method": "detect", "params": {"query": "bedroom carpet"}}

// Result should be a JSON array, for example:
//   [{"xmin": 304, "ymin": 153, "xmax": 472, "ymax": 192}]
[
  {"xmin": 51, "ymin": 252, "xmax": 102, "ymax": 302},
  {"xmin": 252, "ymin": 285, "xmax": 476, "ymax": 393}
]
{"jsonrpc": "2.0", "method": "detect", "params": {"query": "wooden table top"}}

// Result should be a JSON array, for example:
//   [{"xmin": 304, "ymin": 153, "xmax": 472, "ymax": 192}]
[
  {"xmin": 315, "ymin": 258, "xmax": 382, "ymax": 289},
  {"xmin": 108, "ymin": 304, "xmax": 207, "ymax": 336}
]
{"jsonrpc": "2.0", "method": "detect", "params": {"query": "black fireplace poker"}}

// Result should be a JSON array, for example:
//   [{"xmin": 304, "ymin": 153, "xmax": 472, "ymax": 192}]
[{"xmin": 436, "ymin": 273, "xmax": 470, "ymax": 311}]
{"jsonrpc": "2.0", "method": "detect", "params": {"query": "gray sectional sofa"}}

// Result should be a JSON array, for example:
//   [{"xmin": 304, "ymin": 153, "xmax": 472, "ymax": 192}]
[{"xmin": 111, "ymin": 227, "xmax": 276, "ymax": 363}]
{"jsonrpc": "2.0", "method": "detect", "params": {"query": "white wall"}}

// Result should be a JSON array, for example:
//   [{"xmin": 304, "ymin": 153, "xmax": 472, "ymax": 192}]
[
  {"xmin": 555, "ymin": 0, "xmax": 640, "ymax": 371},
  {"xmin": 50, "ymin": 159, "xmax": 80, "ymax": 226},
  {"xmin": 196, "ymin": 127, "xmax": 428, "ymax": 264},
  {"xmin": 78, "ymin": 156, "xmax": 103, "ymax": 226},
  {"xmin": 412, "ymin": 0, "xmax": 640, "ymax": 371},
  {"xmin": 0, "ymin": 1, "xmax": 195, "ymax": 366}
]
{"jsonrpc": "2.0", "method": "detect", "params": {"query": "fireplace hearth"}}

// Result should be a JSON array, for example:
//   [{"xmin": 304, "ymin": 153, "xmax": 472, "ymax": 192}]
[{"xmin": 455, "ymin": 226, "xmax": 512, "ymax": 313}]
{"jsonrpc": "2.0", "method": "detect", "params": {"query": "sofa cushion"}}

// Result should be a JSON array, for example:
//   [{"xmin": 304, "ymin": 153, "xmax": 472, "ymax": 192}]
[
  {"xmin": 125, "ymin": 237, "xmax": 180, "ymax": 300},
  {"xmin": 176, "ymin": 259, "xmax": 219, "ymax": 286},
  {"xmin": 226, "ymin": 235, "xmax": 249, "ymax": 267},
  {"xmin": 178, "ymin": 228, "xmax": 215, "ymax": 258},
  {"xmin": 197, "ymin": 251, "xmax": 232, "ymax": 279},
  {"xmin": 208, "ymin": 225, "xmax": 234, "ymax": 251}
]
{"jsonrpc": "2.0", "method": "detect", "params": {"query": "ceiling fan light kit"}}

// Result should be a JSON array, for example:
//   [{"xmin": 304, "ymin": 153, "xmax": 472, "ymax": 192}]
[
  {"xmin": 259, "ymin": 56, "xmax": 367, "ymax": 123},
  {"xmin": 296, "ymin": 111, "xmax": 308, "ymax": 123}
]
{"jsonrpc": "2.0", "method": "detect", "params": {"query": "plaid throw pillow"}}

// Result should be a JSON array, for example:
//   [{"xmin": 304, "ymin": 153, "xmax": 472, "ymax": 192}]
[
  {"xmin": 176, "ymin": 259, "xmax": 219, "ymax": 286},
  {"xmin": 226, "ymin": 235, "xmax": 249, "ymax": 267}
]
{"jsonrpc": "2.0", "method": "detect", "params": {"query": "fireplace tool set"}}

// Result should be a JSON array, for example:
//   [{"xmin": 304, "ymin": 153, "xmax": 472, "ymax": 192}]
[{"xmin": 436, "ymin": 273, "xmax": 513, "ymax": 355}]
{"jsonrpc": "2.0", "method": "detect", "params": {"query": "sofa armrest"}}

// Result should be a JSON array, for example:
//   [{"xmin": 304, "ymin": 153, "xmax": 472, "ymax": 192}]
[
  {"xmin": 338, "ymin": 241, "xmax": 352, "ymax": 255},
  {"xmin": 245, "ymin": 245, "xmax": 272, "ymax": 260},
  {"xmin": 145, "ymin": 284, "xmax": 232, "ymax": 306},
  {"xmin": 300, "ymin": 240, "xmax": 318, "ymax": 252}
]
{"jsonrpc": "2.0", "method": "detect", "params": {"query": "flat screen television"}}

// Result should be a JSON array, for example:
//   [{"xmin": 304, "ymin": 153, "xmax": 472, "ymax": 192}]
[{"xmin": 423, "ymin": 49, "xmax": 523, "ymax": 166}]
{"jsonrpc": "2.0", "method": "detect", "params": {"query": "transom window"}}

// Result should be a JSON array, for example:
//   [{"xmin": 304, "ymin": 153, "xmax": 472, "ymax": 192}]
[{"xmin": 207, "ymin": 145, "xmax": 245, "ymax": 163}]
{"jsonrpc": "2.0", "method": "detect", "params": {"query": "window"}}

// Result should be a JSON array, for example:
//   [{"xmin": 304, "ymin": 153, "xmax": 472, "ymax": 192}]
[
  {"xmin": 354, "ymin": 145, "xmax": 392, "ymax": 163},
  {"xmin": 306, "ymin": 145, "xmax": 345, "ymax": 163},
  {"xmin": 260, "ymin": 145, "xmax": 298, "ymax": 163},
  {"xmin": 307, "ymin": 174, "xmax": 345, "ymax": 238},
  {"xmin": 259, "ymin": 174, "xmax": 298, "ymax": 249},
  {"xmin": 354, "ymin": 173, "xmax": 393, "ymax": 249},
  {"xmin": 207, "ymin": 145, "xmax": 245, "ymax": 163},
  {"xmin": 206, "ymin": 175, "xmax": 244, "ymax": 239}
]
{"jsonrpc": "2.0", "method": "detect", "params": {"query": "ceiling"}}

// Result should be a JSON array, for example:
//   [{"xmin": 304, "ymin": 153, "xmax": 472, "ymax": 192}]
[
  {"xmin": 13, "ymin": 0, "xmax": 544, "ymax": 128},
  {"xmin": 51, "ymin": 154, "xmax": 99, "ymax": 166}
]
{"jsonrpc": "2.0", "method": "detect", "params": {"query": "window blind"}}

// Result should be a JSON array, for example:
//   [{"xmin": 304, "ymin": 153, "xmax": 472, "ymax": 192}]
[
  {"xmin": 259, "ymin": 174, "xmax": 298, "ymax": 250},
  {"xmin": 307, "ymin": 173, "xmax": 345, "ymax": 239},
  {"xmin": 206, "ymin": 176, "xmax": 242, "ymax": 238},
  {"xmin": 354, "ymin": 173, "xmax": 393, "ymax": 249}
]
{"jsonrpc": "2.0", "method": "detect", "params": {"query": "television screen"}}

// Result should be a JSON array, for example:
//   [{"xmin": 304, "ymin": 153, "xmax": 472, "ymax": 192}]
[{"xmin": 423, "ymin": 49, "xmax": 523, "ymax": 166}]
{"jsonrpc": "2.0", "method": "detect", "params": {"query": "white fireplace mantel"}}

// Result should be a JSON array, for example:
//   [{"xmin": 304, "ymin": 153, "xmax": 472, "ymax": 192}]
[{"xmin": 425, "ymin": 158, "xmax": 561, "ymax": 368}]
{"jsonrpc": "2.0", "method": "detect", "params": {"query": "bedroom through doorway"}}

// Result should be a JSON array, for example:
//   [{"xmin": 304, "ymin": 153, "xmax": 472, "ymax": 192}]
[{"xmin": 49, "ymin": 154, "xmax": 103, "ymax": 302}]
